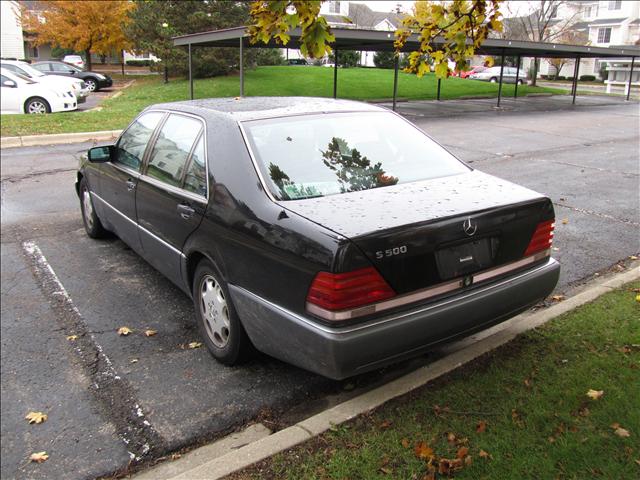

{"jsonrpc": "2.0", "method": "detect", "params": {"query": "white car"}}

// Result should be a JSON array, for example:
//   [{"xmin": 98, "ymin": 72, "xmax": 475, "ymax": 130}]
[
  {"xmin": 63, "ymin": 55, "xmax": 85, "ymax": 69},
  {"xmin": 469, "ymin": 66, "xmax": 527, "ymax": 84},
  {"xmin": 0, "ymin": 60, "xmax": 89, "ymax": 103},
  {"xmin": 0, "ymin": 68, "xmax": 77, "ymax": 114}
]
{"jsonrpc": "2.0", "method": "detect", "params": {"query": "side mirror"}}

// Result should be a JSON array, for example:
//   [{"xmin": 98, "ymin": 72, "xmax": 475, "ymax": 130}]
[
  {"xmin": 88, "ymin": 145, "xmax": 113, "ymax": 163},
  {"xmin": 2, "ymin": 79, "xmax": 17, "ymax": 88}
]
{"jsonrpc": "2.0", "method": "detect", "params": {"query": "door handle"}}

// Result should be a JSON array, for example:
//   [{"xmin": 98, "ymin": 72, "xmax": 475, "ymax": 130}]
[
  {"xmin": 126, "ymin": 179, "xmax": 136, "ymax": 191},
  {"xmin": 177, "ymin": 204, "xmax": 195, "ymax": 220}
]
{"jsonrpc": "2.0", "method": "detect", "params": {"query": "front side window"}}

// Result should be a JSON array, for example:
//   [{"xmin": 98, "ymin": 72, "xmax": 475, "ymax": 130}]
[
  {"xmin": 31, "ymin": 63, "xmax": 50, "ymax": 72},
  {"xmin": 243, "ymin": 112, "xmax": 470, "ymax": 201},
  {"xmin": 598, "ymin": 27, "xmax": 612, "ymax": 43},
  {"xmin": 116, "ymin": 112, "xmax": 164, "ymax": 171},
  {"xmin": 146, "ymin": 114, "xmax": 203, "ymax": 187},
  {"xmin": 51, "ymin": 62, "xmax": 75, "ymax": 73}
]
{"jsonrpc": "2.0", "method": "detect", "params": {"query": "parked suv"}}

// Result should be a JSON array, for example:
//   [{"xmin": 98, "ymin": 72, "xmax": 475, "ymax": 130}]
[
  {"xmin": 31, "ymin": 61, "xmax": 112, "ymax": 92},
  {"xmin": 0, "ymin": 59, "xmax": 89, "ymax": 103}
]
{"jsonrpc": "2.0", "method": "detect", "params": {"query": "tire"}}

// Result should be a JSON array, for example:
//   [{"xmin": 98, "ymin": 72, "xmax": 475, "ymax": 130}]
[
  {"xmin": 79, "ymin": 178, "xmax": 107, "ymax": 238},
  {"xmin": 517, "ymin": 79, "xmax": 524, "ymax": 85},
  {"xmin": 193, "ymin": 259, "xmax": 252, "ymax": 365},
  {"xmin": 24, "ymin": 97, "xmax": 51, "ymax": 114},
  {"xmin": 489, "ymin": 77, "xmax": 498, "ymax": 83},
  {"xmin": 85, "ymin": 78, "xmax": 98, "ymax": 92}
]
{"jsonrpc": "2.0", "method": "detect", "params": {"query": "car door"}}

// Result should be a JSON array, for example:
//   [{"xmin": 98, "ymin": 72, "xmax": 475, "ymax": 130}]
[
  {"xmin": 1, "ymin": 74, "xmax": 23, "ymax": 113},
  {"xmin": 135, "ymin": 113, "xmax": 208, "ymax": 284},
  {"xmin": 49, "ymin": 62, "xmax": 75, "ymax": 78},
  {"xmin": 93, "ymin": 111, "xmax": 165, "ymax": 253}
]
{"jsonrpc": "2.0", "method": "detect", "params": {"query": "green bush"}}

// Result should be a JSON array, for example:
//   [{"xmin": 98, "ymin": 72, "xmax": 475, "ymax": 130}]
[
  {"xmin": 566, "ymin": 76, "xmax": 575, "ymax": 81},
  {"xmin": 126, "ymin": 59, "xmax": 154, "ymax": 67},
  {"xmin": 557, "ymin": 76, "xmax": 566, "ymax": 80},
  {"xmin": 330, "ymin": 50, "xmax": 360, "ymax": 68},
  {"xmin": 373, "ymin": 51, "xmax": 396, "ymax": 69},
  {"xmin": 254, "ymin": 48, "xmax": 285, "ymax": 66},
  {"xmin": 580, "ymin": 75, "xmax": 596, "ymax": 81}
]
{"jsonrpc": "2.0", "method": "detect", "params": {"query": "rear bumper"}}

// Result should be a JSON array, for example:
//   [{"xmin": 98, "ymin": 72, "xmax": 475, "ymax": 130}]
[{"xmin": 231, "ymin": 258, "xmax": 560, "ymax": 380}]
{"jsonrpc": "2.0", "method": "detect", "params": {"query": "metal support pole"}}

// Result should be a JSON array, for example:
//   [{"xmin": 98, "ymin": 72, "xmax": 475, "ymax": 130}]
[
  {"xmin": 164, "ymin": 65, "xmax": 168, "ymax": 84},
  {"xmin": 497, "ymin": 50, "xmax": 505, "ymax": 107},
  {"xmin": 514, "ymin": 55, "xmax": 521, "ymax": 98},
  {"xmin": 333, "ymin": 48, "xmax": 339, "ymax": 99},
  {"xmin": 572, "ymin": 56, "xmax": 580, "ymax": 104},
  {"xmin": 188, "ymin": 43, "xmax": 193, "ymax": 100},
  {"xmin": 532, "ymin": 56, "xmax": 538, "ymax": 86},
  {"xmin": 121, "ymin": 50, "xmax": 125, "ymax": 76},
  {"xmin": 392, "ymin": 54, "xmax": 399, "ymax": 111},
  {"xmin": 627, "ymin": 56, "xmax": 635, "ymax": 101},
  {"xmin": 437, "ymin": 78, "xmax": 442, "ymax": 101},
  {"xmin": 239, "ymin": 37, "xmax": 244, "ymax": 97}
]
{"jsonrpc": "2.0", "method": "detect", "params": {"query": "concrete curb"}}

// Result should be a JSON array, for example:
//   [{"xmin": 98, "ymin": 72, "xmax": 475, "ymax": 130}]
[
  {"xmin": 156, "ymin": 265, "xmax": 639, "ymax": 480},
  {"xmin": 1, "ymin": 130, "xmax": 122, "ymax": 149}
]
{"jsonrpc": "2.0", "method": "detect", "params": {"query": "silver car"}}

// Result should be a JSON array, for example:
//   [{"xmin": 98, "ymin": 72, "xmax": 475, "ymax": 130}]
[{"xmin": 469, "ymin": 66, "xmax": 526, "ymax": 84}]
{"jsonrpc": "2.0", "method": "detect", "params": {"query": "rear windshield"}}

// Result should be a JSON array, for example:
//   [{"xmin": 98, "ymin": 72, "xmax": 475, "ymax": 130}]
[{"xmin": 242, "ymin": 111, "xmax": 470, "ymax": 201}]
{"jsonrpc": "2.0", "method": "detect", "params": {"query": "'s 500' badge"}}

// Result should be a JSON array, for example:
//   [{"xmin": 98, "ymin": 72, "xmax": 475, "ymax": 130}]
[{"xmin": 375, "ymin": 245, "xmax": 407, "ymax": 259}]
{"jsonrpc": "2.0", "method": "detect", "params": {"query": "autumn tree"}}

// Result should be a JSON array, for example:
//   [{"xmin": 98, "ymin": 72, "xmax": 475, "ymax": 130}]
[
  {"xmin": 21, "ymin": 1, "xmax": 133, "ymax": 71},
  {"xmin": 247, "ymin": 1, "xmax": 504, "ymax": 79}
]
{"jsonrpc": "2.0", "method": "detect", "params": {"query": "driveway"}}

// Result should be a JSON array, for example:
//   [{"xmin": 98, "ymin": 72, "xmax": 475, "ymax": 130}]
[{"xmin": 1, "ymin": 96, "xmax": 638, "ymax": 479}]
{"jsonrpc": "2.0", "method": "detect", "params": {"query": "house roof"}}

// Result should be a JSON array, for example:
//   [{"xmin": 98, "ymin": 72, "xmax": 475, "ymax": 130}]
[
  {"xmin": 173, "ymin": 26, "xmax": 640, "ymax": 59},
  {"xmin": 588, "ymin": 17, "xmax": 628, "ymax": 26},
  {"xmin": 320, "ymin": 3, "xmax": 400, "ymax": 30}
]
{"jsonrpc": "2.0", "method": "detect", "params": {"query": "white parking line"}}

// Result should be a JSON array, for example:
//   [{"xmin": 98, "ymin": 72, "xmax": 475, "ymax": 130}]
[{"xmin": 21, "ymin": 240, "xmax": 154, "ymax": 461}]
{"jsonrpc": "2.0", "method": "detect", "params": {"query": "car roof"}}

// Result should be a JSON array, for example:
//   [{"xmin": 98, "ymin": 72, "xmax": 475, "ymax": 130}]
[{"xmin": 148, "ymin": 97, "xmax": 386, "ymax": 122}]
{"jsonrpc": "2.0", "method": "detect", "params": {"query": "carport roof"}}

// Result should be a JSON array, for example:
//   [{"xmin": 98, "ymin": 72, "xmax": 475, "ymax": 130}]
[{"xmin": 173, "ymin": 25, "xmax": 640, "ymax": 59}]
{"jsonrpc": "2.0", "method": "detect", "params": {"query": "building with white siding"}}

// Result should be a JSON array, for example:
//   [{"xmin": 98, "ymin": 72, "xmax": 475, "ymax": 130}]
[{"xmin": 1, "ymin": 1, "xmax": 25, "ymax": 59}]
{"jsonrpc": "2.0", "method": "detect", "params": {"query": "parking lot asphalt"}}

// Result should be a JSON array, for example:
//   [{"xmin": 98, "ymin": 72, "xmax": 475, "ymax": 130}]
[{"xmin": 1, "ymin": 96, "xmax": 638, "ymax": 479}]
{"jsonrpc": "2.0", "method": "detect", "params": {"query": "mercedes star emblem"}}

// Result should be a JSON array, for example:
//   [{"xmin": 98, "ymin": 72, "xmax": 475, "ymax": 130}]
[{"xmin": 463, "ymin": 217, "xmax": 477, "ymax": 236}]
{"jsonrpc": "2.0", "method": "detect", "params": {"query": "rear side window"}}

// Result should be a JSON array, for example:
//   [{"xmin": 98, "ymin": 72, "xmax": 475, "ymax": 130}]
[
  {"xmin": 243, "ymin": 111, "xmax": 469, "ymax": 200},
  {"xmin": 32, "ymin": 63, "xmax": 50, "ymax": 72},
  {"xmin": 183, "ymin": 136, "xmax": 207, "ymax": 196},
  {"xmin": 146, "ymin": 114, "xmax": 203, "ymax": 187},
  {"xmin": 116, "ymin": 112, "xmax": 164, "ymax": 171}
]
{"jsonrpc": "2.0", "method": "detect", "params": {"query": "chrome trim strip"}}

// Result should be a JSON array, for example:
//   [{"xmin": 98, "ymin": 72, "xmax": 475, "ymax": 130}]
[
  {"xmin": 138, "ymin": 174, "xmax": 208, "ymax": 204},
  {"xmin": 232, "ymin": 257, "xmax": 557, "ymax": 335},
  {"xmin": 237, "ymin": 122, "xmax": 278, "ymax": 202},
  {"xmin": 91, "ymin": 192, "xmax": 186, "ymax": 258},
  {"xmin": 307, "ymin": 250, "xmax": 551, "ymax": 321}
]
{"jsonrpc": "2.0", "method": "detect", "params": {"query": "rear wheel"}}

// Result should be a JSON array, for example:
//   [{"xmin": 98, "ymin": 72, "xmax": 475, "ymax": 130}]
[
  {"xmin": 79, "ymin": 178, "xmax": 107, "ymax": 238},
  {"xmin": 489, "ymin": 77, "xmax": 498, "ymax": 83},
  {"xmin": 85, "ymin": 78, "xmax": 98, "ymax": 92},
  {"xmin": 517, "ymin": 79, "xmax": 524, "ymax": 85},
  {"xmin": 193, "ymin": 259, "xmax": 252, "ymax": 365},
  {"xmin": 25, "ymin": 97, "xmax": 51, "ymax": 114}
]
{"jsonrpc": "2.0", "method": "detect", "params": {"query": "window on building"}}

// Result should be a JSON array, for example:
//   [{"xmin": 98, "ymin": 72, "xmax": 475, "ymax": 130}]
[
  {"xmin": 550, "ymin": 5, "xmax": 558, "ymax": 18},
  {"xmin": 328, "ymin": 1, "xmax": 341, "ymax": 14},
  {"xmin": 31, "ymin": 46, "xmax": 39, "ymax": 58},
  {"xmin": 598, "ymin": 27, "xmax": 612, "ymax": 43},
  {"xmin": 608, "ymin": 1, "xmax": 622, "ymax": 10}
]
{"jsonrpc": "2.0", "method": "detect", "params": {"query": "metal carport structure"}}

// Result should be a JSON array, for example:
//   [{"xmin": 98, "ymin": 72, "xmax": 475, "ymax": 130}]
[{"xmin": 173, "ymin": 26, "xmax": 640, "ymax": 109}]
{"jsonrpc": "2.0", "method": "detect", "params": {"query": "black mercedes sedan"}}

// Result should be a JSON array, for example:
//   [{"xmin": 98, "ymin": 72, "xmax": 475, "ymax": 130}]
[
  {"xmin": 31, "ymin": 61, "xmax": 113, "ymax": 92},
  {"xmin": 76, "ymin": 97, "xmax": 559, "ymax": 379}
]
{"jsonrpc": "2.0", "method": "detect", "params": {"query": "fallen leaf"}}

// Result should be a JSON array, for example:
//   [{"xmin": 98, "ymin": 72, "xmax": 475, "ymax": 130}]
[
  {"xmin": 144, "ymin": 329, "xmax": 157, "ymax": 337},
  {"xmin": 66, "ymin": 335, "xmax": 78, "ymax": 341},
  {"xmin": 25, "ymin": 411, "xmax": 47, "ymax": 424},
  {"xmin": 171, "ymin": 453, "xmax": 182, "ymax": 460},
  {"xmin": 635, "ymin": 459, "xmax": 640, "ymax": 466},
  {"xmin": 117, "ymin": 326, "xmax": 133, "ymax": 336},
  {"xmin": 586, "ymin": 389, "xmax": 604, "ymax": 400},
  {"xmin": 29, "ymin": 451, "xmax": 49, "ymax": 463},
  {"xmin": 551, "ymin": 295, "xmax": 565, "ymax": 302},
  {"xmin": 187, "ymin": 341, "xmax": 203, "ymax": 349},
  {"xmin": 401, "ymin": 438, "xmax": 410, "ymax": 448},
  {"xmin": 629, "ymin": 255, "xmax": 638, "ymax": 260},
  {"xmin": 611, "ymin": 422, "xmax": 621, "ymax": 429},
  {"xmin": 479, "ymin": 449, "xmax": 491, "ymax": 459},
  {"xmin": 476, "ymin": 421, "xmax": 487, "ymax": 433},
  {"xmin": 422, "ymin": 470, "xmax": 436, "ymax": 480},
  {"xmin": 561, "ymin": 218, "xmax": 569, "ymax": 225},
  {"xmin": 439, "ymin": 458, "xmax": 463, "ymax": 475},
  {"xmin": 447, "ymin": 432, "xmax": 456, "ymax": 443},
  {"xmin": 524, "ymin": 378, "xmax": 532, "ymax": 387},
  {"xmin": 548, "ymin": 436, "xmax": 556, "ymax": 443},
  {"xmin": 415, "ymin": 441, "xmax": 435, "ymax": 460},
  {"xmin": 130, "ymin": 358, "xmax": 139, "ymax": 364},
  {"xmin": 636, "ymin": 294, "xmax": 640, "ymax": 303},
  {"xmin": 456, "ymin": 446, "xmax": 469, "ymax": 459},
  {"xmin": 380, "ymin": 454, "xmax": 390, "ymax": 466},
  {"xmin": 380, "ymin": 419, "xmax": 392, "ymax": 429},
  {"xmin": 614, "ymin": 427, "xmax": 631, "ymax": 438},
  {"xmin": 379, "ymin": 466, "xmax": 392, "ymax": 475},
  {"xmin": 465, "ymin": 455, "xmax": 473, "ymax": 466}
]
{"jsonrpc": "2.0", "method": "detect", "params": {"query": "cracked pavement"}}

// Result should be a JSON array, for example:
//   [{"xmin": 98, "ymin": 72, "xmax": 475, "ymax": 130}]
[{"xmin": 1, "ymin": 96, "xmax": 638, "ymax": 479}]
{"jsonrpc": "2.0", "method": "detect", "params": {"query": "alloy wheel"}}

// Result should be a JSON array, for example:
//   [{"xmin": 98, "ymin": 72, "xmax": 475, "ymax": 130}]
[{"xmin": 200, "ymin": 274, "xmax": 230, "ymax": 348}]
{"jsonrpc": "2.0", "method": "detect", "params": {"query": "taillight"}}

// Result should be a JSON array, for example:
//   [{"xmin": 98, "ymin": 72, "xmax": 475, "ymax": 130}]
[
  {"xmin": 306, "ymin": 267, "xmax": 396, "ymax": 312},
  {"xmin": 524, "ymin": 219, "xmax": 554, "ymax": 256}
]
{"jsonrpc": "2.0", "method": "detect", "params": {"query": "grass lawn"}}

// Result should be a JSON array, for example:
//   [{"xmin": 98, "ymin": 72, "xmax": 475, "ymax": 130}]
[
  {"xmin": 233, "ymin": 282, "xmax": 640, "ymax": 480},
  {"xmin": 1, "ymin": 66, "xmax": 562, "ymax": 137}
]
